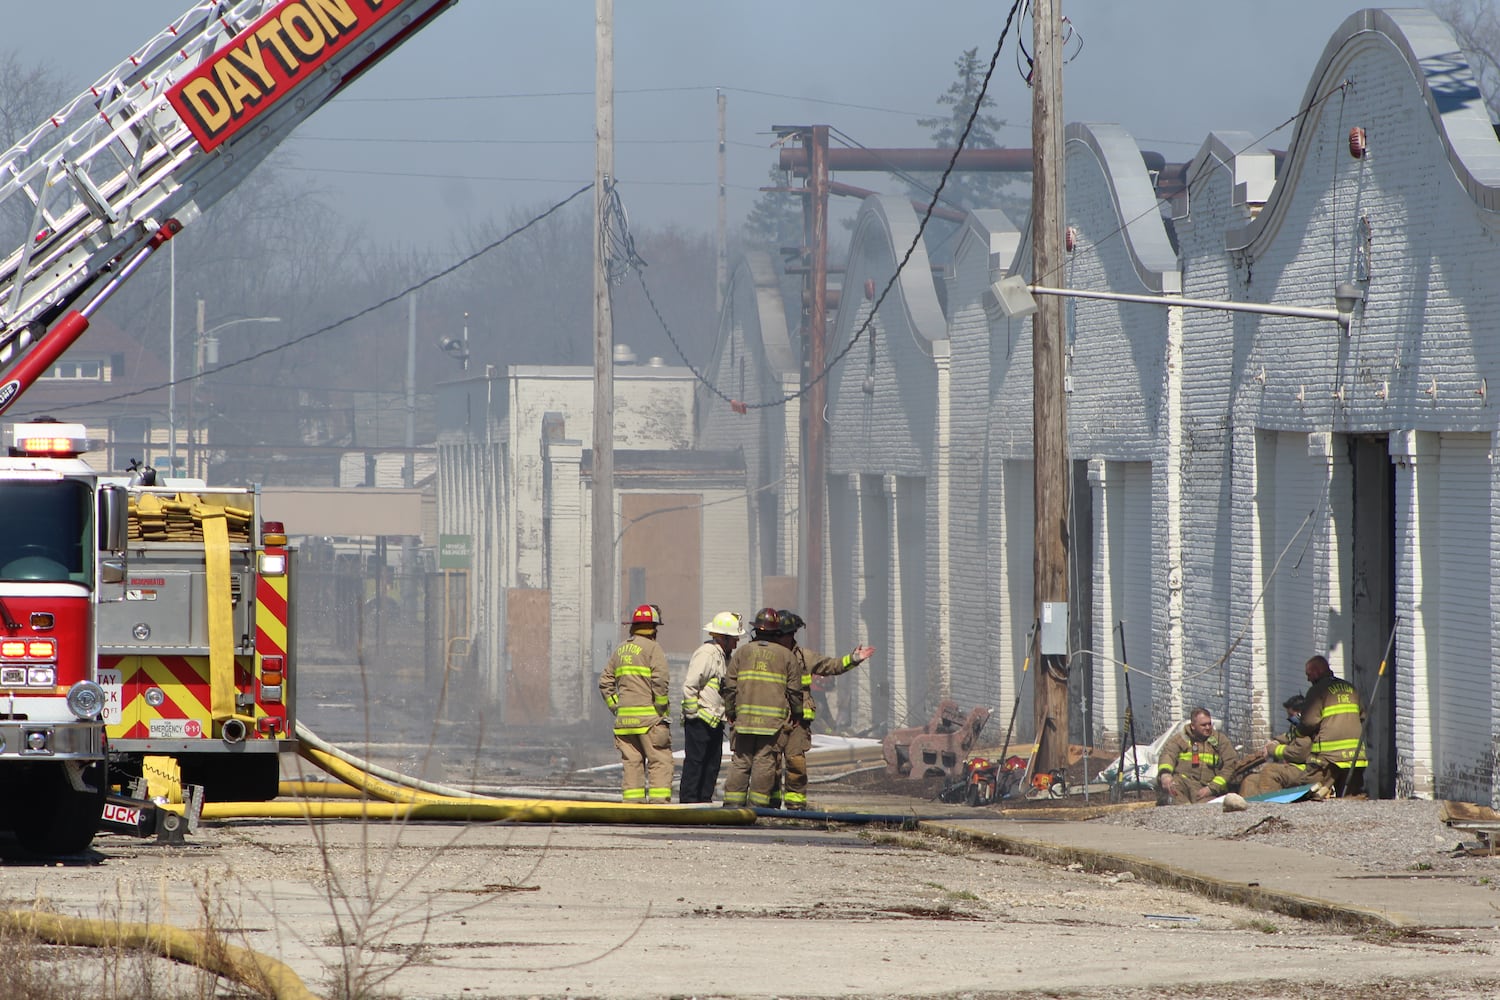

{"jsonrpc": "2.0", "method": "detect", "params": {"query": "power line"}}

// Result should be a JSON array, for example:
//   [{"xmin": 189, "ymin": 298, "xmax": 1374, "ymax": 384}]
[
  {"xmin": 16, "ymin": 185, "xmax": 595, "ymax": 419},
  {"xmin": 277, "ymin": 164, "xmax": 716, "ymax": 187},
  {"xmin": 291, "ymin": 135, "xmax": 708, "ymax": 147},
  {"xmin": 631, "ymin": 0, "xmax": 1028, "ymax": 412}
]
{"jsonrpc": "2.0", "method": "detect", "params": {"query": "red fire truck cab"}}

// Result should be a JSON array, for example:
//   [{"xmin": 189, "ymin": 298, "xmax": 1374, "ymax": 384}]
[{"xmin": 0, "ymin": 420, "xmax": 125, "ymax": 854}]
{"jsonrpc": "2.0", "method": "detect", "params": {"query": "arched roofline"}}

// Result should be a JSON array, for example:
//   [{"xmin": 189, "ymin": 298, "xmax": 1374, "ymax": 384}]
[
  {"xmin": 1229, "ymin": 8, "xmax": 1500, "ymax": 253},
  {"xmin": 736, "ymin": 249, "xmax": 797, "ymax": 376},
  {"xmin": 1063, "ymin": 121, "xmax": 1181, "ymax": 294},
  {"xmin": 842, "ymin": 194, "xmax": 948, "ymax": 356}
]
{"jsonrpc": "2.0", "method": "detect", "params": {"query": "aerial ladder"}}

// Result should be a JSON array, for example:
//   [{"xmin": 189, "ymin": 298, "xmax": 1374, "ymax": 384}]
[{"xmin": 0, "ymin": 0, "xmax": 460, "ymax": 414}]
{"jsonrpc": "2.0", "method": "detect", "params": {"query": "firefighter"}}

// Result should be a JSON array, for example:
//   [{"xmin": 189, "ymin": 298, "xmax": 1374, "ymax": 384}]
[
  {"xmin": 1299, "ymin": 654, "xmax": 1368, "ymax": 797},
  {"xmin": 598, "ymin": 604, "xmax": 673, "ymax": 803},
  {"xmin": 1239, "ymin": 694, "xmax": 1312, "ymax": 797},
  {"xmin": 1156, "ymin": 707, "xmax": 1238, "ymax": 804},
  {"xmin": 721, "ymin": 607, "xmax": 801, "ymax": 808},
  {"xmin": 679, "ymin": 611, "xmax": 745, "ymax": 803},
  {"xmin": 774, "ymin": 610, "xmax": 874, "ymax": 809}
]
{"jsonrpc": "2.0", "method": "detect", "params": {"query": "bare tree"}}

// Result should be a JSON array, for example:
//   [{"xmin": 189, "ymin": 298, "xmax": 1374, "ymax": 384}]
[
  {"xmin": 1431, "ymin": 0, "xmax": 1500, "ymax": 118},
  {"xmin": 0, "ymin": 52, "xmax": 70, "ymax": 251}
]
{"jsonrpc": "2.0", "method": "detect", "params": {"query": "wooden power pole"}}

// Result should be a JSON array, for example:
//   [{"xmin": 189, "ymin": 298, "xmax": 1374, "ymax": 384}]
[
  {"xmin": 716, "ymin": 89, "xmax": 728, "ymax": 316},
  {"xmin": 591, "ymin": 0, "xmax": 616, "ymax": 655},
  {"xmin": 802, "ymin": 126, "xmax": 830, "ymax": 653},
  {"xmin": 1031, "ymin": 0, "xmax": 1070, "ymax": 774}
]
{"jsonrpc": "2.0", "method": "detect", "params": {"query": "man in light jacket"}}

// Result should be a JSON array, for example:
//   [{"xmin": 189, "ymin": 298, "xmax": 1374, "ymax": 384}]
[{"xmin": 679, "ymin": 611, "xmax": 744, "ymax": 803}]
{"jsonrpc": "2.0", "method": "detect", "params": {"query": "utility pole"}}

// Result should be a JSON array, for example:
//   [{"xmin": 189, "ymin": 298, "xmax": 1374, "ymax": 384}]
[
  {"xmin": 800, "ymin": 126, "xmax": 830, "ymax": 652},
  {"xmin": 1031, "ymin": 0, "xmax": 1070, "ymax": 774},
  {"xmin": 405, "ymin": 293, "xmax": 416, "ymax": 489},
  {"xmin": 591, "ymin": 0, "xmax": 617, "ymax": 663},
  {"xmin": 167, "ymin": 240, "xmax": 177, "ymax": 476},
  {"xmin": 716, "ymin": 89, "xmax": 728, "ymax": 316}
]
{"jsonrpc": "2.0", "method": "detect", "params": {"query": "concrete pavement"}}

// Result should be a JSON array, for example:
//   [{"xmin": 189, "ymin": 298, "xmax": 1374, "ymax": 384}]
[
  {"xmin": 921, "ymin": 812, "xmax": 1499, "ymax": 930},
  {"xmin": 796, "ymin": 789, "xmax": 1500, "ymax": 931}
]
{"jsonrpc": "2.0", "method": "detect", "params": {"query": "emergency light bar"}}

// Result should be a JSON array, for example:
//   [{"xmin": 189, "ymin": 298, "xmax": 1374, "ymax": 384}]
[{"xmin": 10, "ymin": 420, "xmax": 88, "ymax": 457}]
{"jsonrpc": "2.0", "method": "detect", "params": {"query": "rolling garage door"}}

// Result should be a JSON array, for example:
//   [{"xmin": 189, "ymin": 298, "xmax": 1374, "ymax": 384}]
[{"xmin": 1433, "ymin": 434, "xmax": 1493, "ymax": 803}]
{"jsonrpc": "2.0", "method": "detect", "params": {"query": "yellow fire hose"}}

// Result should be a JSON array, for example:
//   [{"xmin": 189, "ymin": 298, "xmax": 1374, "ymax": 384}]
[
  {"xmin": 165, "ymin": 731, "xmax": 758, "ymax": 826},
  {"xmin": 0, "ymin": 910, "xmax": 321, "ymax": 1000},
  {"xmin": 208, "ymin": 743, "xmax": 755, "ymax": 823}
]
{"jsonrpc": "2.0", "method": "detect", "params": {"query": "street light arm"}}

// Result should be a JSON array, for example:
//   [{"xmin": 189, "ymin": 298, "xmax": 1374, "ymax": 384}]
[
  {"xmin": 202, "ymin": 315, "xmax": 281, "ymax": 338},
  {"xmin": 992, "ymin": 275, "xmax": 1355, "ymax": 329},
  {"xmin": 1028, "ymin": 285, "xmax": 1345, "ymax": 324}
]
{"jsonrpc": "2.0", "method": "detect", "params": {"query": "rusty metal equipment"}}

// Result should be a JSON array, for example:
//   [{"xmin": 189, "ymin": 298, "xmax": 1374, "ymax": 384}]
[{"xmin": 882, "ymin": 700, "xmax": 993, "ymax": 782}]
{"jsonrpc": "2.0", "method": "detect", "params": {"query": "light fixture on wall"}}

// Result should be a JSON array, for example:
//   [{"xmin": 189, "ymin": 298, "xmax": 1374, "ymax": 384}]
[
  {"xmin": 1349, "ymin": 127, "xmax": 1367, "ymax": 159},
  {"xmin": 1334, "ymin": 282, "xmax": 1365, "ymax": 330}
]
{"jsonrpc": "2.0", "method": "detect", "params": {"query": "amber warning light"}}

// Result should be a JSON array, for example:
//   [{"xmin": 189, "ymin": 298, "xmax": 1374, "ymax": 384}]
[{"xmin": 10, "ymin": 421, "xmax": 87, "ymax": 457}]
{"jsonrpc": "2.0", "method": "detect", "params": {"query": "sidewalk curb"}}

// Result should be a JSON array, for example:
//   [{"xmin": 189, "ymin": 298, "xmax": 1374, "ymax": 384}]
[{"xmin": 919, "ymin": 819, "xmax": 1407, "ymax": 931}]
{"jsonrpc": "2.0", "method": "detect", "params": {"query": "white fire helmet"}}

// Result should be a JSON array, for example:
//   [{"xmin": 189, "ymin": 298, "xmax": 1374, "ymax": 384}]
[{"xmin": 704, "ymin": 611, "xmax": 746, "ymax": 637}]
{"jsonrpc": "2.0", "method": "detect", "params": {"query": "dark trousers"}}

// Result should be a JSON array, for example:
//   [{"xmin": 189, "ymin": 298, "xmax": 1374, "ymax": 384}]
[{"xmin": 679, "ymin": 717, "xmax": 725, "ymax": 803}]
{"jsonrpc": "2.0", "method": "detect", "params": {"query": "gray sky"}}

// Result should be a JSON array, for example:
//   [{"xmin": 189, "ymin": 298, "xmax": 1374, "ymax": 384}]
[{"xmin": 15, "ymin": 1, "xmax": 1396, "ymax": 249}]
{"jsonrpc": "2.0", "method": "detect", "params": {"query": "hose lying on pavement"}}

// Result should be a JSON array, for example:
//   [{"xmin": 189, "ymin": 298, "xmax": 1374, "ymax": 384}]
[
  {"xmin": 168, "ymin": 723, "xmax": 758, "ymax": 826},
  {"xmin": 289, "ymin": 722, "xmax": 618, "ymax": 803},
  {"xmin": 0, "ymin": 909, "xmax": 322, "ymax": 1000},
  {"xmin": 197, "ymin": 798, "xmax": 755, "ymax": 824},
  {"xmin": 753, "ymin": 806, "xmax": 920, "ymax": 829}
]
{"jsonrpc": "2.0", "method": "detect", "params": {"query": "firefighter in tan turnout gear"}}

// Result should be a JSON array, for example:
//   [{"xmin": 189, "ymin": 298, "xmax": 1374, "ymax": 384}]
[
  {"xmin": 775, "ymin": 610, "xmax": 874, "ymax": 810},
  {"xmin": 1299, "ymin": 654, "xmax": 1368, "ymax": 797},
  {"xmin": 598, "ymin": 604, "xmax": 673, "ymax": 803},
  {"xmin": 721, "ymin": 608, "xmax": 802, "ymax": 807},
  {"xmin": 1156, "ymin": 707, "xmax": 1238, "ymax": 804},
  {"xmin": 1239, "ymin": 694, "xmax": 1313, "ymax": 797}
]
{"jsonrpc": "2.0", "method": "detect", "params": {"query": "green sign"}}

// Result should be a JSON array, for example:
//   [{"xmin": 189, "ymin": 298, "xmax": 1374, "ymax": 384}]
[{"xmin": 439, "ymin": 534, "xmax": 471, "ymax": 570}]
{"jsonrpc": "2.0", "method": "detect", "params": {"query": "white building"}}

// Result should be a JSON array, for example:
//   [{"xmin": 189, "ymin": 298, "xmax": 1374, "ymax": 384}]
[
  {"xmin": 435, "ymin": 9, "xmax": 1500, "ymax": 806},
  {"xmin": 436, "ymin": 359, "xmax": 752, "ymax": 725},
  {"xmin": 703, "ymin": 8, "xmax": 1500, "ymax": 807}
]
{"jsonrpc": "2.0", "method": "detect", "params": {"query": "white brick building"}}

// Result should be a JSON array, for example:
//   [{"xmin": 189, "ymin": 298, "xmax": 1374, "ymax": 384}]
[{"xmin": 712, "ymin": 8, "xmax": 1499, "ymax": 806}]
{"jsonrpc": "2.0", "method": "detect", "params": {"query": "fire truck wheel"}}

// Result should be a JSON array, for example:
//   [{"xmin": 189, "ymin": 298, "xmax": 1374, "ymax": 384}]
[{"xmin": 15, "ymin": 762, "xmax": 107, "ymax": 857}]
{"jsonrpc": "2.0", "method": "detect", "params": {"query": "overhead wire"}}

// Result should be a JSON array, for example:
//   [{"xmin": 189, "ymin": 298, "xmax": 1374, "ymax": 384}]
[
  {"xmin": 621, "ymin": 0, "xmax": 1028, "ymax": 412},
  {"xmin": 18, "ymin": 184, "xmax": 595, "ymax": 418},
  {"xmin": 1051, "ymin": 78, "xmax": 1354, "ymax": 289}
]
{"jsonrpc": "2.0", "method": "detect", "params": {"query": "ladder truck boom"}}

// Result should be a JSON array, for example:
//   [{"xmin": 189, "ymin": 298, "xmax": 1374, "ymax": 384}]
[{"xmin": 0, "ymin": 0, "xmax": 460, "ymax": 414}]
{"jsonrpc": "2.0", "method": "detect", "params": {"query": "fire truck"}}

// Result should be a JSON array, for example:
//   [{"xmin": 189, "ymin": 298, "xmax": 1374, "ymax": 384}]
[
  {"xmin": 98, "ymin": 481, "xmax": 294, "ymax": 804},
  {"xmin": 0, "ymin": 1, "xmax": 460, "ymax": 853},
  {"xmin": 0, "ymin": 421, "xmax": 122, "ymax": 854}
]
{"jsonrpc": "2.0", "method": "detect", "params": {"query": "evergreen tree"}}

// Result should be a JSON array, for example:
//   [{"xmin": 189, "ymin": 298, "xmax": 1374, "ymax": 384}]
[
  {"xmin": 742, "ymin": 164, "xmax": 804, "ymax": 250},
  {"xmin": 909, "ymin": 47, "xmax": 1029, "ymax": 224}
]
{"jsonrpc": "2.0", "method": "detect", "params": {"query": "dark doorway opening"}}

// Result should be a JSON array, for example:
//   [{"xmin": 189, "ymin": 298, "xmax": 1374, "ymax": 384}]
[{"xmin": 1348, "ymin": 435, "xmax": 1396, "ymax": 798}]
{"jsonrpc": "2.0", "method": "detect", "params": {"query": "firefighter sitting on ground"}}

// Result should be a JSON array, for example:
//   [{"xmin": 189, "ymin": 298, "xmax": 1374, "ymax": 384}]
[
  {"xmin": 1156, "ymin": 706, "xmax": 1238, "ymax": 804},
  {"xmin": 598, "ymin": 603, "xmax": 673, "ymax": 803},
  {"xmin": 772, "ymin": 610, "xmax": 874, "ymax": 809},
  {"xmin": 1239, "ymin": 694, "xmax": 1311, "ymax": 797},
  {"xmin": 721, "ymin": 607, "xmax": 801, "ymax": 808}
]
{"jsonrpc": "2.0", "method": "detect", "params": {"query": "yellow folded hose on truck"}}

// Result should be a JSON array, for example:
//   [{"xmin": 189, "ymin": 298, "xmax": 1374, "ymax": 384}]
[{"xmin": 0, "ymin": 909, "xmax": 322, "ymax": 1000}]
